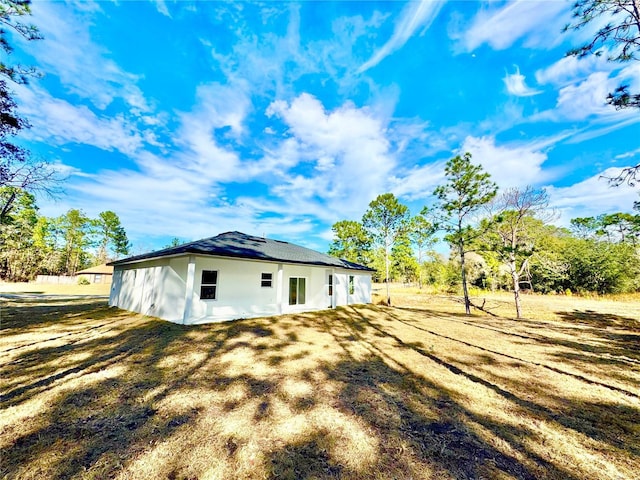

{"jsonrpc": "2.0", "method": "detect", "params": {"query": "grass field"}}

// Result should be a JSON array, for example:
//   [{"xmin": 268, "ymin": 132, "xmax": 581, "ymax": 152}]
[{"xmin": 1, "ymin": 288, "xmax": 639, "ymax": 479}]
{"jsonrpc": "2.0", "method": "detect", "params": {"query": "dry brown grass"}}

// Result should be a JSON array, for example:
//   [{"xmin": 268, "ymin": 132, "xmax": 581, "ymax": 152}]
[{"xmin": 1, "ymin": 289, "xmax": 639, "ymax": 479}]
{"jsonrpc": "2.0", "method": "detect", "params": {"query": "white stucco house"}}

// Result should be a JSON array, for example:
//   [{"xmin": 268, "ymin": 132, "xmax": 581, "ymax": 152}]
[{"xmin": 108, "ymin": 231, "xmax": 374, "ymax": 324}]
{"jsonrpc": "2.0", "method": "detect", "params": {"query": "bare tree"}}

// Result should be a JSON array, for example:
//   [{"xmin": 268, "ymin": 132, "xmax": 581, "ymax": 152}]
[{"xmin": 484, "ymin": 187, "xmax": 552, "ymax": 319}]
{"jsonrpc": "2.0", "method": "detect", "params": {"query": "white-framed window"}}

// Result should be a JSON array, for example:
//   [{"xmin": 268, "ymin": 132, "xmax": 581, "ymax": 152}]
[
  {"xmin": 328, "ymin": 274, "xmax": 333, "ymax": 296},
  {"xmin": 261, "ymin": 272, "xmax": 273, "ymax": 288},
  {"xmin": 289, "ymin": 277, "xmax": 306, "ymax": 305},
  {"xmin": 200, "ymin": 270, "xmax": 218, "ymax": 300},
  {"xmin": 348, "ymin": 275, "xmax": 355, "ymax": 295}
]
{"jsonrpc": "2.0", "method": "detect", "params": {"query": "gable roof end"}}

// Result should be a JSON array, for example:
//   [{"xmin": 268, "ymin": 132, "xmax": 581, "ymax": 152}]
[{"xmin": 108, "ymin": 231, "xmax": 374, "ymax": 271}]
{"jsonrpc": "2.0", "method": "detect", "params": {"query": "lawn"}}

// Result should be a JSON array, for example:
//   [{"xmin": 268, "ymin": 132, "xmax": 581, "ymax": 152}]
[{"xmin": 1, "ymin": 289, "xmax": 639, "ymax": 479}]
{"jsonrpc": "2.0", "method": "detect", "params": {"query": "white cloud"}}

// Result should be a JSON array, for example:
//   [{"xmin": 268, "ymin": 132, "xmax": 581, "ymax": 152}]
[
  {"xmin": 153, "ymin": 0, "xmax": 171, "ymax": 18},
  {"xmin": 459, "ymin": 0, "xmax": 570, "ymax": 52},
  {"xmin": 535, "ymin": 54, "xmax": 613, "ymax": 87},
  {"xmin": 536, "ymin": 66, "xmax": 640, "ymax": 123},
  {"xmin": 15, "ymin": 85, "xmax": 144, "ymax": 155},
  {"xmin": 615, "ymin": 148, "xmax": 640, "ymax": 160},
  {"xmin": 546, "ymin": 168, "xmax": 638, "ymax": 225},
  {"xmin": 389, "ymin": 160, "xmax": 446, "ymax": 201},
  {"xmin": 358, "ymin": 0, "xmax": 444, "ymax": 73},
  {"xmin": 27, "ymin": 2, "xmax": 149, "ymax": 111},
  {"xmin": 503, "ymin": 66, "xmax": 541, "ymax": 97},
  {"xmin": 460, "ymin": 135, "xmax": 562, "ymax": 188},
  {"xmin": 264, "ymin": 93, "xmax": 396, "ymax": 219},
  {"xmin": 565, "ymin": 115, "xmax": 640, "ymax": 144},
  {"xmin": 172, "ymin": 82, "xmax": 250, "ymax": 182}
]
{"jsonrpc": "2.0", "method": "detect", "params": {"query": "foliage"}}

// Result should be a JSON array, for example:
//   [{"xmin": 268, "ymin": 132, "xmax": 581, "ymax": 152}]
[
  {"xmin": 390, "ymin": 234, "xmax": 418, "ymax": 283},
  {"xmin": 0, "ymin": 187, "xmax": 130, "ymax": 280},
  {"xmin": 362, "ymin": 193, "xmax": 410, "ymax": 305},
  {"xmin": 529, "ymin": 222, "xmax": 640, "ymax": 294},
  {"xmin": 433, "ymin": 153, "xmax": 497, "ymax": 314},
  {"xmin": 408, "ymin": 209, "xmax": 437, "ymax": 288},
  {"xmin": 0, "ymin": 186, "xmax": 41, "ymax": 280},
  {"xmin": 93, "ymin": 210, "xmax": 130, "ymax": 261},
  {"xmin": 328, "ymin": 219, "xmax": 372, "ymax": 265},
  {"xmin": 564, "ymin": 238, "xmax": 640, "ymax": 294},
  {"xmin": 77, "ymin": 276, "xmax": 90, "ymax": 285},
  {"xmin": 164, "ymin": 237, "xmax": 184, "ymax": 248}
]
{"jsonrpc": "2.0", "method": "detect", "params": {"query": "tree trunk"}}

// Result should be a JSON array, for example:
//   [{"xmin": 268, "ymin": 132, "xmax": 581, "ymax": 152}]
[
  {"xmin": 509, "ymin": 255, "xmax": 522, "ymax": 319},
  {"xmin": 385, "ymin": 245, "xmax": 391, "ymax": 306},
  {"xmin": 459, "ymin": 242, "xmax": 470, "ymax": 315}
]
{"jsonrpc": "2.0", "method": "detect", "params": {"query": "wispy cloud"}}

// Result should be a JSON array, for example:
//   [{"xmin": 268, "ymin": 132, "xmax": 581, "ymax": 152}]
[
  {"xmin": 152, "ymin": 0, "xmax": 171, "ymax": 18},
  {"xmin": 28, "ymin": 2, "xmax": 149, "ymax": 111},
  {"xmin": 15, "ymin": 84, "xmax": 144, "ymax": 156},
  {"xmin": 458, "ymin": 0, "xmax": 570, "ymax": 52},
  {"xmin": 357, "ymin": 0, "xmax": 444, "ymax": 73},
  {"xmin": 535, "ymin": 54, "xmax": 613, "ymax": 87},
  {"xmin": 547, "ymin": 168, "xmax": 638, "ymax": 224},
  {"xmin": 503, "ymin": 66, "xmax": 541, "ymax": 97},
  {"xmin": 534, "ymin": 68, "xmax": 640, "ymax": 123}
]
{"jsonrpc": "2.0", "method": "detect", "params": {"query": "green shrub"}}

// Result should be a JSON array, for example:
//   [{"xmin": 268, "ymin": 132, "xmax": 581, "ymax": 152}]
[{"xmin": 77, "ymin": 276, "xmax": 90, "ymax": 285}]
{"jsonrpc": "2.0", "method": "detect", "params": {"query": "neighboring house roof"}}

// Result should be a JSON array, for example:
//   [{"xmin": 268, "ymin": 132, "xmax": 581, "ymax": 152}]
[
  {"xmin": 76, "ymin": 264, "xmax": 114, "ymax": 275},
  {"xmin": 109, "ymin": 231, "xmax": 375, "ymax": 272}
]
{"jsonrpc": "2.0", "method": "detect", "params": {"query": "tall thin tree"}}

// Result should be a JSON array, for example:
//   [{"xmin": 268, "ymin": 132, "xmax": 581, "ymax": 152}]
[
  {"xmin": 362, "ymin": 193, "xmax": 410, "ymax": 306},
  {"xmin": 433, "ymin": 153, "xmax": 497, "ymax": 315}
]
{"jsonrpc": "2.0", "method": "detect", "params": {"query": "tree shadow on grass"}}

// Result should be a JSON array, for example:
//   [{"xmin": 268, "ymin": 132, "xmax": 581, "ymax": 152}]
[
  {"xmin": 0, "ymin": 298, "xmax": 112, "ymax": 331},
  {"xmin": 266, "ymin": 430, "xmax": 348, "ymax": 480},
  {"xmin": 0, "ymin": 300, "xmax": 290, "ymax": 480},
  {"xmin": 556, "ymin": 309, "xmax": 639, "ymax": 330},
  {"xmin": 340, "ymin": 306, "xmax": 638, "ymax": 473},
  {"xmin": 2, "ymin": 299, "xmax": 635, "ymax": 479},
  {"xmin": 392, "ymin": 305, "xmax": 640, "ymax": 397},
  {"xmin": 314, "ymin": 349, "xmax": 572, "ymax": 479},
  {"xmin": 3, "ymin": 378, "xmax": 203, "ymax": 480}
]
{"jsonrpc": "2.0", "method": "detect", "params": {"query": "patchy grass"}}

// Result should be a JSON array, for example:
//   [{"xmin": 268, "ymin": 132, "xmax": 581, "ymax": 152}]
[{"xmin": 1, "ymin": 291, "xmax": 638, "ymax": 479}]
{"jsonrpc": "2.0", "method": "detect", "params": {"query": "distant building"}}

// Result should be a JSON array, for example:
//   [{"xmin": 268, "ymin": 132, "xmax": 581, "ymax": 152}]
[
  {"xmin": 76, "ymin": 264, "xmax": 114, "ymax": 284},
  {"xmin": 108, "ymin": 231, "xmax": 374, "ymax": 324}
]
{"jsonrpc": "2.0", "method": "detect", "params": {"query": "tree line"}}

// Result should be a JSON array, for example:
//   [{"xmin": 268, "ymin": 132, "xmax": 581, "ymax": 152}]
[
  {"xmin": 328, "ymin": 154, "xmax": 640, "ymax": 317},
  {"xmin": 0, "ymin": 186, "xmax": 129, "ymax": 281}
]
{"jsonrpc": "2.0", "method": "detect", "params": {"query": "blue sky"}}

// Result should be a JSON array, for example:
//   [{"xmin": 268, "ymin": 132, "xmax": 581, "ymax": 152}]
[{"xmin": 10, "ymin": 0, "xmax": 640, "ymax": 253}]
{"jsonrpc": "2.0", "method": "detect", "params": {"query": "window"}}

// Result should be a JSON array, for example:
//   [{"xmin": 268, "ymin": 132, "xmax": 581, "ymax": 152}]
[
  {"xmin": 94, "ymin": 274, "xmax": 102, "ymax": 283},
  {"xmin": 328, "ymin": 274, "xmax": 333, "ymax": 296},
  {"xmin": 261, "ymin": 272, "xmax": 273, "ymax": 288},
  {"xmin": 200, "ymin": 270, "xmax": 218, "ymax": 300},
  {"xmin": 349, "ymin": 275, "xmax": 355, "ymax": 295},
  {"xmin": 289, "ymin": 277, "xmax": 306, "ymax": 305}
]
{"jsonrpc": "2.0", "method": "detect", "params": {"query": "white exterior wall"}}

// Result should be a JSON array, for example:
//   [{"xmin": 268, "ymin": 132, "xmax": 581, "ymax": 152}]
[
  {"xmin": 109, "ymin": 257, "xmax": 188, "ymax": 322},
  {"xmin": 109, "ymin": 254, "xmax": 372, "ymax": 324},
  {"xmin": 333, "ymin": 271, "xmax": 371, "ymax": 307}
]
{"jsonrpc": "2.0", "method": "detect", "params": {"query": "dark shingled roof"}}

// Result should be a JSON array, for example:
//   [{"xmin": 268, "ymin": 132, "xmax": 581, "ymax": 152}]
[{"xmin": 109, "ymin": 231, "xmax": 374, "ymax": 271}]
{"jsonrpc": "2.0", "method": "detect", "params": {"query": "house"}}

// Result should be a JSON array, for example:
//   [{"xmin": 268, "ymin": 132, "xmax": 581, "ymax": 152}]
[
  {"xmin": 108, "ymin": 231, "xmax": 374, "ymax": 324},
  {"xmin": 75, "ymin": 264, "xmax": 114, "ymax": 284}
]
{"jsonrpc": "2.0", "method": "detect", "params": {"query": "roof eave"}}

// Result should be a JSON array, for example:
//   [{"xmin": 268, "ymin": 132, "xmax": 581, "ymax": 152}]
[{"xmin": 110, "ymin": 250, "xmax": 373, "ymax": 271}]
